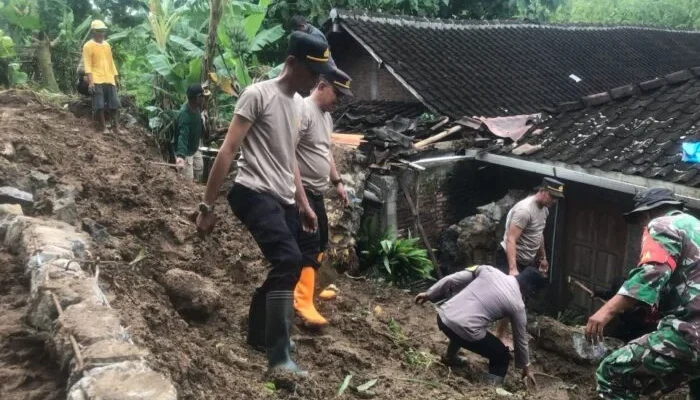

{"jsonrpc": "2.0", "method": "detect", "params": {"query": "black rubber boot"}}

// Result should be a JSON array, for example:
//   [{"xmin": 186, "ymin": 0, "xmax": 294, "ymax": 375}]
[
  {"xmin": 441, "ymin": 340, "xmax": 468, "ymax": 366},
  {"xmin": 484, "ymin": 373, "xmax": 505, "ymax": 386},
  {"xmin": 266, "ymin": 291, "xmax": 307, "ymax": 376},
  {"xmin": 247, "ymin": 288, "xmax": 266, "ymax": 351}
]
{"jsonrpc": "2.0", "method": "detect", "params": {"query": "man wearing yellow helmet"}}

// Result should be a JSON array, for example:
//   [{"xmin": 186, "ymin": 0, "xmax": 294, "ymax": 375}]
[{"xmin": 82, "ymin": 20, "xmax": 121, "ymax": 134}]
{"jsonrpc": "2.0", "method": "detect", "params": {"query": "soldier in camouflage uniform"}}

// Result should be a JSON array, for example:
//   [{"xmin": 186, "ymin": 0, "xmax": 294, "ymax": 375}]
[{"xmin": 585, "ymin": 188, "xmax": 700, "ymax": 399}]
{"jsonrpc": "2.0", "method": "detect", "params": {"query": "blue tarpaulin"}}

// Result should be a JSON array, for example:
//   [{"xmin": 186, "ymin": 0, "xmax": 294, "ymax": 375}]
[{"xmin": 682, "ymin": 142, "xmax": 700, "ymax": 163}]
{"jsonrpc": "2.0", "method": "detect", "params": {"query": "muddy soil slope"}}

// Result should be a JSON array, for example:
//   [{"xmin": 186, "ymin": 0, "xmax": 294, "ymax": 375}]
[{"xmin": 0, "ymin": 90, "xmax": 665, "ymax": 400}]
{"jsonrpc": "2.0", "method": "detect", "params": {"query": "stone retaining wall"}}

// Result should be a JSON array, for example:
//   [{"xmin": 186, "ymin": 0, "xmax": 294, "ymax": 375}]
[{"xmin": 3, "ymin": 213, "xmax": 177, "ymax": 400}]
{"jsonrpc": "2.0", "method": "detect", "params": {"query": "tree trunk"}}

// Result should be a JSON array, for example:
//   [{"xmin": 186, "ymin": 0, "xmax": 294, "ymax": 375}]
[
  {"xmin": 35, "ymin": 35, "xmax": 59, "ymax": 92},
  {"xmin": 527, "ymin": 316, "xmax": 624, "ymax": 364},
  {"xmin": 201, "ymin": 0, "xmax": 223, "ymax": 145}
]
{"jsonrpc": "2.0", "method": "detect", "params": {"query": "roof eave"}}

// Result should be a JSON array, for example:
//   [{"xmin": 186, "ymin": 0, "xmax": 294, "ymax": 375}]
[{"xmin": 461, "ymin": 150, "xmax": 700, "ymax": 209}]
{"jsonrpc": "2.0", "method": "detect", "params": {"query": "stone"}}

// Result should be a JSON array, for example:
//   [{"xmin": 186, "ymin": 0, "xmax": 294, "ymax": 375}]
[
  {"xmin": 53, "ymin": 196, "xmax": 78, "ymax": 223},
  {"xmin": 456, "ymin": 214, "xmax": 498, "ymax": 266},
  {"xmin": 0, "ymin": 204, "xmax": 23, "ymax": 216},
  {"xmin": 29, "ymin": 170, "xmax": 55, "ymax": 190},
  {"xmin": 54, "ymin": 302, "xmax": 127, "ymax": 370},
  {"xmin": 82, "ymin": 340, "xmax": 148, "ymax": 369},
  {"xmin": 162, "ymin": 269, "xmax": 221, "ymax": 320},
  {"xmin": 123, "ymin": 113, "xmax": 139, "ymax": 128},
  {"xmin": 30, "ymin": 276, "xmax": 108, "ymax": 332},
  {"xmin": 0, "ymin": 186, "xmax": 34, "ymax": 210},
  {"xmin": 2, "ymin": 142, "xmax": 15, "ymax": 159},
  {"xmin": 82, "ymin": 218, "xmax": 111, "ymax": 244},
  {"xmin": 57, "ymin": 184, "xmax": 80, "ymax": 200},
  {"xmin": 15, "ymin": 143, "xmax": 48, "ymax": 164},
  {"xmin": 67, "ymin": 361, "xmax": 177, "ymax": 400},
  {"xmin": 527, "ymin": 316, "xmax": 623, "ymax": 364},
  {"xmin": 10, "ymin": 216, "xmax": 88, "ymax": 259}
]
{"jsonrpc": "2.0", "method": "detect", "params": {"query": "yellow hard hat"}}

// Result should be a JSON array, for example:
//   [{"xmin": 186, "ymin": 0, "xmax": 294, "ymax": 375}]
[{"xmin": 91, "ymin": 20, "xmax": 107, "ymax": 31}]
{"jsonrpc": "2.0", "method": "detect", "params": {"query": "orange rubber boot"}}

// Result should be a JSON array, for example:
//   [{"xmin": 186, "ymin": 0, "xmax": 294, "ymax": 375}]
[{"xmin": 293, "ymin": 266, "xmax": 328, "ymax": 327}]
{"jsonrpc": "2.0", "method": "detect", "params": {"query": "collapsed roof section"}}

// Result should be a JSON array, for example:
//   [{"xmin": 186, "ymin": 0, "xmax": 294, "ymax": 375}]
[
  {"xmin": 499, "ymin": 68, "xmax": 700, "ymax": 188},
  {"xmin": 329, "ymin": 9, "xmax": 700, "ymax": 118}
]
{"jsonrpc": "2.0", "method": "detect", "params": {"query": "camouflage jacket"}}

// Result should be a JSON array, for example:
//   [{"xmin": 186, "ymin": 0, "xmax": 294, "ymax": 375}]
[{"xmin": 618, "ymin": 210, "xmax": 700, "ymax": 349}]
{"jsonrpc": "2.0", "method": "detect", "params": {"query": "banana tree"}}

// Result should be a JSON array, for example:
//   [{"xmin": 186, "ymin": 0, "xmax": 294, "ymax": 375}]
[
  {"xmin": 212, "ymin": 0, "xmax": 285, "ymax": 94},
  {"xmin": 0, "ymin": 0, "xmax": 90, "ymax": 91}
]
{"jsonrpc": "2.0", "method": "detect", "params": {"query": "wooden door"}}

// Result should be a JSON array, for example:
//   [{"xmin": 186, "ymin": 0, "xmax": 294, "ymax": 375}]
[{"xmin": 564, "ymin": 197, "xmax": 628, "ymax": 311}]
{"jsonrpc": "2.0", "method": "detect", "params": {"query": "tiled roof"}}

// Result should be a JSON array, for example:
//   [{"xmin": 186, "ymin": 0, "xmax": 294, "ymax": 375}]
[
  {"xmin": 333, "ymin": 9, "xmax": 700, "ymax": 118},
  {"xmin": 502, "ymin": 68, "xmax": 700, "ymax": 188},
  {"xmin": 333, "ymin": 100, "xmax": 427, "ymax": 132}
]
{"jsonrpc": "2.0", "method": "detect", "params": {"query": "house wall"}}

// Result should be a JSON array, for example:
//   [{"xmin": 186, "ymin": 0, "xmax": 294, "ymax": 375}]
[
  {"xmin": 392, "ymin": 160, "xmax": 542, "ymax": 249},
  {"xmin": 371, "ymin": 157, "xmax": 679, "ymax": 314},
  {"xmin": 329, "ymin": 31, "xmax": 416, "ymax": 102}
]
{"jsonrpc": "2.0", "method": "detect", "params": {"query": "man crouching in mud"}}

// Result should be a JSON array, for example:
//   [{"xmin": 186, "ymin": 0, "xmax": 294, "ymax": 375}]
[
  {"xmin": 415, "ymin": 265, "xmax": 546, "ymax": 388},
  {"xmin": 195, "ymin": 31, "xmax": 333, "ymax": 378}
]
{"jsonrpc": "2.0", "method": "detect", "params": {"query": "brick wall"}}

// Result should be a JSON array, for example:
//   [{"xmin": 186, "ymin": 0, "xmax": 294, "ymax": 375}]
[{"xmin": 330, "ymin": 32, "xmax": 415, "ymax": 102}]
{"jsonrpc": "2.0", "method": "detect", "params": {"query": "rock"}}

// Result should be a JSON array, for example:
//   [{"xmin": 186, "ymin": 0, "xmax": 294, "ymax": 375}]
[
  {"xmin": 162, "ymin": 269, "xmax": 221, "ymax": 320},
  {"xmin": 122, "ymin": 113, "xmax": 138, "ymax": 128},
  {"xmin": 2, "ymin": 142, "xmax": 15, "ymax": 159},
  {"xmin": 438, "ymin": 190, "xmax": 527, "ymax": 273},
  {"xmin": 29, "ymin": 170, "xmax": 55, "ymax": 190},
  {"xmin": 54, "ymin": 302, "xmax": 127, "ymax": 371},
  {"xmin": 67, "ymin": 361, "xmax": 177, "ymax": 400},
  {"xmin": 82, "ymin": 218, "xmax": 111, "ymax": 244},
  {"xmin": 82, "ymin": 340, "xmax": 148, "ymax": 369},
  {"xmin": 0, "ymin": 204, "xmax": 23, "ymax": 216},
  {"xmin": 0, "ymin": 186, "xmax": 34, "ymax": 210},
  {"xmin": 53, "ymin": 196, "xmax": 78, "ymax": 223},
  {"xmin": 455, "ymin": 214, "xmax": 498, "ymax": 266},
  {"xmin": 528, "ymin": 316, "xmax": 623, "ymax": 364},
  {"xmin": 15, "ymin": 143, "xmax": 48, "ymax": 164},
  {"xmin": 57, "ymin": 184, "xmax": 80, "ymax": 200},
  {"xmin": 29, "ymin": 276, "xmax": 108, "ymax": 332}
]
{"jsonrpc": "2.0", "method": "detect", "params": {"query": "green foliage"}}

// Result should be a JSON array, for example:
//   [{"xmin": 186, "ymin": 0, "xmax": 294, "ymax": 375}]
[
  {"xmin": 556, "ymin": 307, "xmax": 587, "ymax": 326},
  {"xmin": 549, "ymin": 0, "xmax": 700, "ymax": 29},
  {"xmin": 359, "ymin": 216, "xmax": 434, "ymax": 288},
  {"xmin": 0, "ymin": 29, "xmax": 15, "ymax": 58}
]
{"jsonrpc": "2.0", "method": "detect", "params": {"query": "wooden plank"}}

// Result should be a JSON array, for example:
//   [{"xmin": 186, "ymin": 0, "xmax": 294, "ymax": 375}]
[
  {"xmin": 429, "ymin": 116, "xmax": 450, "ymax": 131},
  {"xmin": 397, "ymin": 178, "xmax": 442, "ymax": 278},
  {"xmin": 414, "ymin": 126, "xmax": 463, "ymax": 149}
]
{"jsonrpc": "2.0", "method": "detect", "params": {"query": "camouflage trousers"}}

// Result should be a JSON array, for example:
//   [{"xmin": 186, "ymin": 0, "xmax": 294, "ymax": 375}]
[{"xmin": 596, "ymin": 328, "xmax": 700, "ymax": 400}]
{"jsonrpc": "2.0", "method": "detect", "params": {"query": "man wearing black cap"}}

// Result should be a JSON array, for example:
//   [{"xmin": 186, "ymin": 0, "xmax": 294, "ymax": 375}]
[
  {"xmin": 175, "ymin": 84, "xmax": 210, "ymax": 181},
  {"xmin": 585, "ymin": 188, "xmax": 700, "ymax": 400},
  {"xmin": 292, "ymin": 68, "xmax": 353, "ymax": 327},
  {"xmin": 495, "ymin": 177, "xmax": 564, "ymax": 349},
  {"xmin": 415, "ymin": 265, "xmax": 545, "ymax": 387},
  {"xmin": 195, "ymin": 31, "xmax": 333, "ymax": 377}
]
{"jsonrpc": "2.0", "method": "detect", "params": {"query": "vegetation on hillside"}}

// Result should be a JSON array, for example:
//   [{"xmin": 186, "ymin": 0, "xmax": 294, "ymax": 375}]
[{"xmin": 0, "ymin": 0, "xmax": 696, "ymax": 147}]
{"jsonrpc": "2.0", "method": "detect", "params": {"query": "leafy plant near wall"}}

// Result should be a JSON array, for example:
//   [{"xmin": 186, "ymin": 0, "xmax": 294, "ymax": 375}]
[{"xmin": 358, "ymin": 216, "xmax": 435, "ymax": 288}]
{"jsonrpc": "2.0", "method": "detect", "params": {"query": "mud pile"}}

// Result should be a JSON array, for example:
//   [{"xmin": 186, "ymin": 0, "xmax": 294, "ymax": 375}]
[{"xmin": 0, "ymin": 90, "xmax": 618, "ymax": 400}]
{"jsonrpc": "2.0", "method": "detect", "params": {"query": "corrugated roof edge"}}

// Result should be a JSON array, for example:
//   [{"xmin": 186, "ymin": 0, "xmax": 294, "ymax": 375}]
[
  {"xmin": 331, "ymin": 8, "xmax": 700, "ymax": 33},
  {"xmin": 551, "ymin": 67, "xmax": 700, "ymax": 114}
]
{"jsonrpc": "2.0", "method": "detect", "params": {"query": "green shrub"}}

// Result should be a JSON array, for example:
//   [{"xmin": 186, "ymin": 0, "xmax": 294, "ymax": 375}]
[{"xmin": 359, "ymin": 216, "xmax": 435, "ymax": 288}]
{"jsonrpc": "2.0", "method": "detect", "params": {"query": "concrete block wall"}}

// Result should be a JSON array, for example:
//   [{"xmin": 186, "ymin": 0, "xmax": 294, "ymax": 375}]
[{"xmin": 3, "ymin": 214, "xmax": 176, "ymax": 400}]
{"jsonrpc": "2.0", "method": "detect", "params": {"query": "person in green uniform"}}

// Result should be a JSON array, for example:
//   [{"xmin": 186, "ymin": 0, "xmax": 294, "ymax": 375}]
[
  {"xmin": 586, "ymin": 188, "xmax": 700, "ymax": 399},
  {"xmin": 175, "ymin": 84, "xmax": 210, "ymax": 181}
]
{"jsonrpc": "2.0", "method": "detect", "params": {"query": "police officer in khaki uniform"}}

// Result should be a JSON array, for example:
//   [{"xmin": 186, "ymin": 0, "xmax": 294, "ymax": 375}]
[
  {"xmin": 293, "ymin": 68, "xmax": 352, "ymax": 327},
  {"xmin": 196, "ymin": 32, "xmax": 333, "ymax": 377}
]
